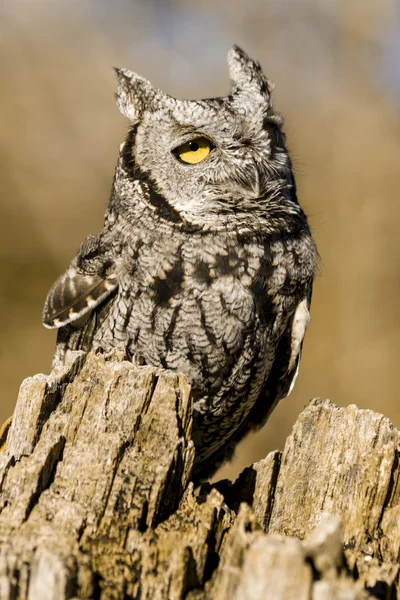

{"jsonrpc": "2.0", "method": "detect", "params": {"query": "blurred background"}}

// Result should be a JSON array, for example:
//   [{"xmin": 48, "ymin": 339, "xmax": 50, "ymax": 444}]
[{"xmin": 1, "ymin": 0, "xmax": 399, "ymax": 481}]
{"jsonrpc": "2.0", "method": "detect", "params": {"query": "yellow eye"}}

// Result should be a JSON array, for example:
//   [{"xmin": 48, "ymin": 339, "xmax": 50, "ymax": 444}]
[{"xmin": 174, "ymin": 137, "xmax": 212, "ymax": 165}]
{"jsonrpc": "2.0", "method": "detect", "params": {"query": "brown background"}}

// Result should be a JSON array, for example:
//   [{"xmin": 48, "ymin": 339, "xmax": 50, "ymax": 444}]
[{"xmin": 1, "ymin": 0, "xmax": 399, "ymax": 481}]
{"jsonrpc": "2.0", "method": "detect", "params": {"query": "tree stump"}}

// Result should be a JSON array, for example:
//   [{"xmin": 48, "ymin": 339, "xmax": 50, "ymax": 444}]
[{"xmin": 0, "ymin": 348, "xmax": 399, "ymax": 599}]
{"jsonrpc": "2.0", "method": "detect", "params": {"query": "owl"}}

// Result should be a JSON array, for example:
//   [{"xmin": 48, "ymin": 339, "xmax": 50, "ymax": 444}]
[{"xmin": 42, "ymin": 46, "xmax": 317, "ymax": 482}]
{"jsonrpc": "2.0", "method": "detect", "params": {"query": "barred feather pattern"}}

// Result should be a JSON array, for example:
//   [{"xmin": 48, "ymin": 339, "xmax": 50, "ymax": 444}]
[{"xmin": 43, "ymin": 46, "xmax": 317, "ymax": 481}]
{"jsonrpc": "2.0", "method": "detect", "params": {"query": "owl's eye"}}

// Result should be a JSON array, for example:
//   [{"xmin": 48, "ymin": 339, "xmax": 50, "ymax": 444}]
[{"xmin": 174, "ymin": 137, "xmax": 213, "ymax": 165}]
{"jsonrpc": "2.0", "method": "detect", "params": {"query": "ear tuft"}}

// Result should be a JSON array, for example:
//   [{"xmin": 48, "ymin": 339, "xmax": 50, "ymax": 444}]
[
  {"xmin": 114, "ymin": 67, "xmax": 157, "ymax": 122},
  {"xmin": 227, "ymin": 45, "xmax": 273, "ymax": 103},
  {"xmin": 227, "ymin": 45, "xmax": 251, "ymax": 85}
]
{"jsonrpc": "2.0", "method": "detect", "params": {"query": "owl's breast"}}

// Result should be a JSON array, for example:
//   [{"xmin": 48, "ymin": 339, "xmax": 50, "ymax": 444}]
[
  {"xmin": 131, "ymin": 267, "xmax": 261, "ymax": 399},
  {"xmin": 110, "ymin": 236, "xmax": 287, "ymax": 400}
]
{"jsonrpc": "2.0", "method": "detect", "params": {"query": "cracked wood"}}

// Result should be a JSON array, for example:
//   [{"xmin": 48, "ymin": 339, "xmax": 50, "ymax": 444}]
[{"xmin": 0, "ymin": 349, "xmax": 399, "ymax": 599}]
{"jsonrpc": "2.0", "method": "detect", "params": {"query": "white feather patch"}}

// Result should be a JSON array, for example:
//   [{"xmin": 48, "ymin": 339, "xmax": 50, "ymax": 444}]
[
  {"xmin": 288, "ymin": 298, "xmax": 310, "ymax": 373},
  {"xmin": 287, "ymin": 361, "xmax": 301, "ymax": 396}
]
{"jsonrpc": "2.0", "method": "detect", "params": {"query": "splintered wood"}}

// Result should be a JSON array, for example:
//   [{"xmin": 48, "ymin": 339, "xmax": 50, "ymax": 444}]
[{"xmin": 0, "ymin": 349, "xmax": 399, "ymax": 599}]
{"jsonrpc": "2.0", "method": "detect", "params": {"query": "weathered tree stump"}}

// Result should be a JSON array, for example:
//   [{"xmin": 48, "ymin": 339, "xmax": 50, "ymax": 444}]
[{"xmin": 0, "ymin": 348, "xmax": 399, "ymax": 599}]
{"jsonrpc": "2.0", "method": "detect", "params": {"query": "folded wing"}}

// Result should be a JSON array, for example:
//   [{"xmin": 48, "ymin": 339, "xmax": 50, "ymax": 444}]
[{"xmin": 42, "ymin": 266, "xmax": 118, "ymax": 329}]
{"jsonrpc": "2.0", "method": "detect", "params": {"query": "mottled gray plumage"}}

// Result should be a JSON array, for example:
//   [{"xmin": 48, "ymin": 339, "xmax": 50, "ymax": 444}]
[{"xmin": 43, "ymin": 46, "xmax": 317, "ymax": 481}]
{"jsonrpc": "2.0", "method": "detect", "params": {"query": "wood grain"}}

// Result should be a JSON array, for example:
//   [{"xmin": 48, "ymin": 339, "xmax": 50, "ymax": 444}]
[{"xmin": 0, "ymin": 349, "xmax": 399, "ymax": 599}]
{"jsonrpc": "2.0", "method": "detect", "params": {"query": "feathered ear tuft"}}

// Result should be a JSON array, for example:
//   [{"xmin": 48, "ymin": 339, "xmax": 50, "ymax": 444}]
[
  {"xmin": 114, "ymin": 67, "xmax": 152, "ymax": 121},
  {"xmin": 227, "ymin": 45, "xmax": 273, "ymax": 105},
  {"xmin": 114, "ymin": 67, "xmax": 173, "ymax": 122}
]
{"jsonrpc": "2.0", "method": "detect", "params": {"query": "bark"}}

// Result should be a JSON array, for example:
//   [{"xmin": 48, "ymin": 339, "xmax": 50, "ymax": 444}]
[{"xmin": 0, "ymin": 348, "xmax": 399, "ymax": 599}]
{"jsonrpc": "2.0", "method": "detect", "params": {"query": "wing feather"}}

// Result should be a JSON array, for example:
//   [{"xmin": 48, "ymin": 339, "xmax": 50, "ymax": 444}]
[
  {"xmin": 42, "ymin": 266, "xmax": 118, "ymax": 329},
  {"xmin": 286, "ymin": 297, "xmax": 310, "ymax": 380},
  {"xmin": 272, "ymin": 296, "xmax": 311, "ymax": 402},
  {"xmin": 244, "ymin": 296, "xmax": 311, "ymax": 432}
]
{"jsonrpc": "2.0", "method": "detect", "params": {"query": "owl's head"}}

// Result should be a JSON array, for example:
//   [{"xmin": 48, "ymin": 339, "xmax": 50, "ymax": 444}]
[{"xmin": 112, "ymin": 46, "xmax": 300, "ymax": 233}]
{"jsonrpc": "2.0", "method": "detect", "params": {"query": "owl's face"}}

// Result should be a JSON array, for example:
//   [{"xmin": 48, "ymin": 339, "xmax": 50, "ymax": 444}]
[{"xmin": 114, "ymin": 46, "xmax": 298, "ymax": 231}]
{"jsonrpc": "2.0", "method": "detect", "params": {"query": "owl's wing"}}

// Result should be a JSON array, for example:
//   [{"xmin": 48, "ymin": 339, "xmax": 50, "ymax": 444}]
[
  {"xmin": 42, "ymin": 234, "xmax": 118, "ymax": 329},
  {"xmin": 271, "ymin": 296, "xmax": 311, "ymax": 399},
  {"xmin": 42, "ymin": 267, "xmax": 118, "ymax": 329},
  {"xmin": 247, "ymin": 294, "xmax": 312, "ymax": 431}
]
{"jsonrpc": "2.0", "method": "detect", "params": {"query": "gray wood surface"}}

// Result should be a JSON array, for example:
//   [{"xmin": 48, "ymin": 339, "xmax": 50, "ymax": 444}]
[{"xmin": 0, "ymin": 348, "xmax": 398, "ymax": 599}]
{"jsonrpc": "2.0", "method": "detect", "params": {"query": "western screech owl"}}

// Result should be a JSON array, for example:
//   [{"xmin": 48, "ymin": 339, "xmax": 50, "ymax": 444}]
[{"xmin": 42, "ymin": 46, "xmax": 317, "ymax": 481}]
